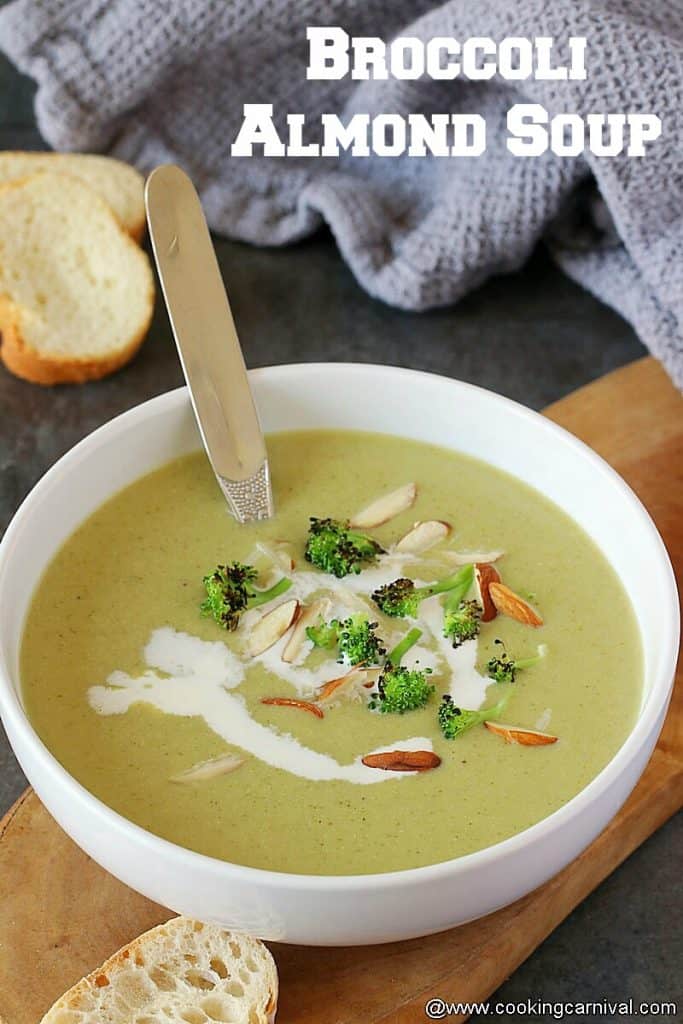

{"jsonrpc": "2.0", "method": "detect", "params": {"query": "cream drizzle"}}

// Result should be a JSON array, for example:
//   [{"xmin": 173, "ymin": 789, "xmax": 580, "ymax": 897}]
[
  {"xmin": 88, "ymin": 553, "xmax": 491, "ymax": 784},
  {"xmin": 89, "ymin": 627, "xmax": 434, "ymax": 784}
]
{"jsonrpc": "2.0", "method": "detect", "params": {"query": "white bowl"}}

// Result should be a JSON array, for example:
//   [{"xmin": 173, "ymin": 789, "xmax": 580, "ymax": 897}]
[{"xmin": 0, "ymin": 364, "xmax": 678, "ymax": 945}]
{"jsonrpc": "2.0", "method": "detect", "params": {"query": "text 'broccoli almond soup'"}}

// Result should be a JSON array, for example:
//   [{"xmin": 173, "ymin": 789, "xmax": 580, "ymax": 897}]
[{"xmin": 20, "ymin": 429, "xmax": 643, "ymax": 875}]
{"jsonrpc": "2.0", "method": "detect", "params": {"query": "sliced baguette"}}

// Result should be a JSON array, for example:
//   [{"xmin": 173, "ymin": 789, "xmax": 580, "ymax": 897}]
[
  {"xmin": 0, "ymin": 151, "xmax": 145, "ymax": 239},
  {"xmin": 0, "ymin": 173, "xmax": 154, "ymax": 385},
  {"xmin": 40, "ymin": 917, "xmax": 278, "ymax": 1024}
]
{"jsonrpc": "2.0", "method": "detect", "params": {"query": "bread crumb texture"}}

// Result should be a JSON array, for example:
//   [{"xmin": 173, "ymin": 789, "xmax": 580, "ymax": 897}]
[
  {"xmin": 0, "ymin": 173, "xmax": 154, "ymax": 384},
  {"xmin": 0, "ymin": 152, "xmax": 145, "ymax": 239},
  {"xmin": 40, "ymin": 917, "xmax": 278, "ymax": 1024}
]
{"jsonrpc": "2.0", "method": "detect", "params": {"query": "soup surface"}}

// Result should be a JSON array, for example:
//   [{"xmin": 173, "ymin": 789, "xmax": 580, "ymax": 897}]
[{"xmin": 21, "ymin": 430, "xmax": 642, "ymax": 874}]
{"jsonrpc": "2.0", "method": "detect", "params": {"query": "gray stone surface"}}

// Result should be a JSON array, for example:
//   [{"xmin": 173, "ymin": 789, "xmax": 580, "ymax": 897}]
[{"xmin": 0, "ymin": 51, "xmax": 679, "ymax": 1020}]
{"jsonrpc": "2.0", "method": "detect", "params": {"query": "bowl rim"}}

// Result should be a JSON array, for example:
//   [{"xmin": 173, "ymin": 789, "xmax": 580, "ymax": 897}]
[{"xmin": 0, "ymin": 362, "xmax": 678, "ymax": 891}]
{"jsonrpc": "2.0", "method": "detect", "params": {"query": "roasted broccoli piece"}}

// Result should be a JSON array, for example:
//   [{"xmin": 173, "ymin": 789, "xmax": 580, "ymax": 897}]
[
  {"xmin": 369, "ymin": 627, "xmax": 434, "ymax": 714},
  {"xmin": 201, "ymin": 562, "xmax": 292, "ymax": 630},
  {"xmin": 306, "ymin": 613, "xmax": 386, "ymax": 666},
  {"xmin": 372, "ymin": 568, "xmax": 473, "ymax": 619},
  {"xmin": 444, "ymin": 599, "xmax": 482, "ymax": 647},
  {"xmin": 304, "ymin": 517, "xmax": 383, "ymax": 578},
  {"xmin": 486, "ymin": 639, "xmax": 547, "ymax": 684},
  {"xmin": 438, "ymin": 692, "xmax": 510, "ymax": 740},
  {"xmin": 337, "ymin": 615, "xmax": 386, "ymax": 665},
  {"xmin": 441, "ymin": 564, "xmax": 482, "ymax": 647}
]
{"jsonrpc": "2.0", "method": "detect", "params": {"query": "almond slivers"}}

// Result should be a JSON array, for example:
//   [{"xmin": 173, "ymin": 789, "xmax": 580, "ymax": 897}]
[
  {"xmin": 395, "ymin": 520, "xmax": 451, "ymax": 554},
  {"xmin": 282, "ymin": 597, "xmax": 331, "ymax": 664},
  {"xmin": 247, "ymin": 599, "xmax": 300, "ymax": 656},
  {"xmin": 484, "ymin": 721, "xmax": 557, "ymax": 746},
  {"xmin": 445, "ymin": 549, "xmax": 505, "ymax": 566},
  {"xmin": 256, "ymin": 539, "xmax": 295, "ymax": 571},
  {"xmin": 170, "ymin": 752, "xmax": 245, "ymax": 783},
  {"xmin": 261, "ymin": 697, "xmax": 324, "ymax": 718},
  {"xmin": 475, "ymin": 563, "xmax": 502, "ymax": 622},
  {"xmin": 361, "ymin": 749, "xmax": 441, "ymax": 772},
  {"xmin": 488, "ymin": 582, "xmax": 543, "ymax": 626},
  {"xmin": 350, "ymin": 482, "xmax": 417, "ymax": 529},
  {"xmin": 315, "ymin": 666, "xmax": 379, "ymax": 704}
]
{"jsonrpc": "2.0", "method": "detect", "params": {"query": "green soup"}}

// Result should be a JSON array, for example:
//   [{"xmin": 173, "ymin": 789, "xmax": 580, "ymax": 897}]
[{"xmin": 21, "ymin": 430, "xmax": 642, "ymax": 875}]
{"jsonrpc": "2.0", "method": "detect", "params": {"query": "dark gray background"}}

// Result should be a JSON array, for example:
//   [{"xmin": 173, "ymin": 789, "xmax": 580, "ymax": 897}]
[{"xmin": 0, "ymin": 52, "xmax": 679, "ymax": 1020}]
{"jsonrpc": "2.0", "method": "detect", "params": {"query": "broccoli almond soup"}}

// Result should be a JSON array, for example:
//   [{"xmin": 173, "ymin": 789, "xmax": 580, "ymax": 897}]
[{"xmin": 20, "ymin": 430, "xmax": 643, "ymax": 875}]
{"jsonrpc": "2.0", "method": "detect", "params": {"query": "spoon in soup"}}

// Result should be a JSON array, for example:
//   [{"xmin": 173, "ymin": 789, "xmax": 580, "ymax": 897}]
[{"xmin": 145, "ymin": 165, "xmax": 274, "ymax": 522}]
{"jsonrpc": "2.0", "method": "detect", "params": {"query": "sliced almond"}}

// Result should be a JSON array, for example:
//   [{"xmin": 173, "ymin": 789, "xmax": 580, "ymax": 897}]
[
  {"xmin": 395, "ymin": 519, "xmax": 451, "ymax": 554},
  {"xmin": 261, "ymin": 697, "xmax": 324, "ymax": 719},
  {"xmin": 247, "ymin": 599, "xmax": 300, "ymax": 656},
  {"xmin": 475, "ymin": 563, "xmax": 502, "ymax": 622},
  {"xmin": 361, "ymin": 749, "xmax": 441, "ymax": 772},
  {"xmin": 256, "ymin": 539, "xmax": 295, "ymax": 572},
  {"xmin": 170, "ymin": 752, "xmax": 245, "ymax": 783},
  {"xmin": 484, "ymin": 721, "xmax": 557, "ymax": 746},
  {"xmin": 489, "ymin": 582, "xmax": 543, "ymax": 627},
  {"xmin": 350, "ymin": 483, "xmax": 417, "ymax": 529},
  {"xmin": 282, "ymin": 597, "xmax": 331, "ymax": 664},
  {"xmin": 315, "ymin": 666, "xmax": 379, "ymax": 705},
  {"xmin": 445, "ymin": 549, "xmax": 504, "ymax": 566}
]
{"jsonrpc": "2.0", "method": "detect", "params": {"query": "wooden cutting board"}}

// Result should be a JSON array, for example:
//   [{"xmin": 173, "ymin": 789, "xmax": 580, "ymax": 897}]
[{"xmin": 1, "ymin": 356, "xmax": 681, "ymax": 1024}]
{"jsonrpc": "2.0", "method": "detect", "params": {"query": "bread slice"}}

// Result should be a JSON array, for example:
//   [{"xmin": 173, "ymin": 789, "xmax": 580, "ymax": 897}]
[
  {"xmin": 0, "ymin": 173, "xmax": 154, "ymax": 384},
  {"xmin": 0, "ymin": 152, "xmax": 145, "ymax": 240},
  {"xmin": 40, "ymin": 917, "xmax": 279, "ymax": 1024}
]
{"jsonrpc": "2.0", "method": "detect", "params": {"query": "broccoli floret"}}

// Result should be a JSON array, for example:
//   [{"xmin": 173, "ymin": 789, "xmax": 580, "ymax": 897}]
[
  {"xmin": 369, "ymin": 627, "xmax": 434, "ymax": 713},
  {"xmin": 444, "ymin": 598, "xmax": 482, "ymax": 647},
  {"xmin": 337, "ymin": 615, "xmax": 386, "ymax": 665},
  {"xmin": 200, "ymin": 562, "xmax": 292, "ymax": 630},
  {"xmin": 438, "ymin": 692, "xmax": 510, "ymax": 740},
  {"xmin": 486, "ymin": 639, "xmax": 547, "ymax": 684},
  {"xmin": 371, "ymin": 666, "xmax": 435, "ymax": 714},
  {"xmin": 305, "ymin": 618, "xmax": 340, "ymax": 650},
  {"xmin": 306, "ymin": 614, "xmax": 386, "ymax": 666},
  {"xmin": 371, "ymin": 578, "xmax": 418, "ymax": 617},
  {"xmin": 440, "ymin": 565, "xmax": 482, "ymax": 646},
  {"xmin": 372, "ymin": 568, "xmax": 474, "ymax": 619},
  {"xmin": 304, "ymin": 517, "xmax": 383, "ymax": 578}
]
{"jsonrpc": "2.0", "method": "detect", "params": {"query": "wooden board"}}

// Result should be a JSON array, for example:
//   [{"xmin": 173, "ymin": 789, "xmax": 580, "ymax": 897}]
[{"xmin": 1, "ymin": 356, "xmax": 681, "ymax": 1024}]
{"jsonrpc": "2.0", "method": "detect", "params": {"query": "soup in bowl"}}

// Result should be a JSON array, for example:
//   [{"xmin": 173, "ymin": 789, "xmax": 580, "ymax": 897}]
[{"xmin": 0, "ymin": 364, "xmax": 677, "ymax": 944}]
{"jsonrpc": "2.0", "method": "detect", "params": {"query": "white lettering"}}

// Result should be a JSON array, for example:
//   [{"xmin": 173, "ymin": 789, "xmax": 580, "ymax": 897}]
[
  {"xmin": 407, "ymin": 114, "xmax": 451, "ymax": 156},
  {"xmin": 390, "ymin": 36, "xmax": 424, "ymax": 79},
  {"xmin": 498, "ymin": 37, "xmax": 534, "ymax": 80},
  {"xmin": 320, "ymin": 113, "xmax": 371, "ymax": 156},
  {"xmin": 231, "ymin": 104, "xmax": 285, "ymax": 157},
  {"xmin": 373, "ymin": 114, "xmax": 406, "ymax": 156},
  {"xmin": 425, "ymin": 37, "xmax": 460, "ymax": 79},
  {"xmin": 506, "ymin": 103, "xmax": 549, "ymax": 156},
  {"xmin": 351, "ymin": 36, "xmax": 387, "ymax": 80},
  {"xmin": 286, "ymin": 114, "xmax": 320, "ymax": 157},
  {"xmin": 306, "ymin": 27, "xmax": 349, "ymax": 80},
  {"xmin": 627, "ymin": 113, "xmax": 662, "ymax": 156},
  {"xmin": 452, "ymin": 114, "xmax": 487, "ymax": 156},
  {"xmin": 462, "ymin": 37, "xmax": 496, "ymax": 79}
]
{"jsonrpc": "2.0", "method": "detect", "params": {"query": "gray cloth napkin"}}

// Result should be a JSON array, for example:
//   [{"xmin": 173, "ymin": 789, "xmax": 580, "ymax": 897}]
[{"xmin": 1, "ymin": 0, "xmax": 682, "ymax": 388}]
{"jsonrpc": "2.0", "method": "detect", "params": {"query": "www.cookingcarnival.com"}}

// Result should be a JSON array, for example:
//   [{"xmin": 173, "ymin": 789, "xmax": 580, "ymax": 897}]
[{"xmin": 424, "ymin": 997, "xmax": 678, "ymax": 1019}]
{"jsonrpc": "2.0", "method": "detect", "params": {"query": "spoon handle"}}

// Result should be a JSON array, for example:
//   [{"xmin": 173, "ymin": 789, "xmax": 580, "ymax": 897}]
[{"xmin": 145, "ymin": 164, "xmax": 274, "ymax": 522}]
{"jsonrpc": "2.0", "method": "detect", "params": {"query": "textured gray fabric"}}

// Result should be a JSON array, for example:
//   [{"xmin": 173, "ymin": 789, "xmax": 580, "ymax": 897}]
[{"xmin": 1, "ymin": 0, "xmax": 681, "ymax": 387}]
